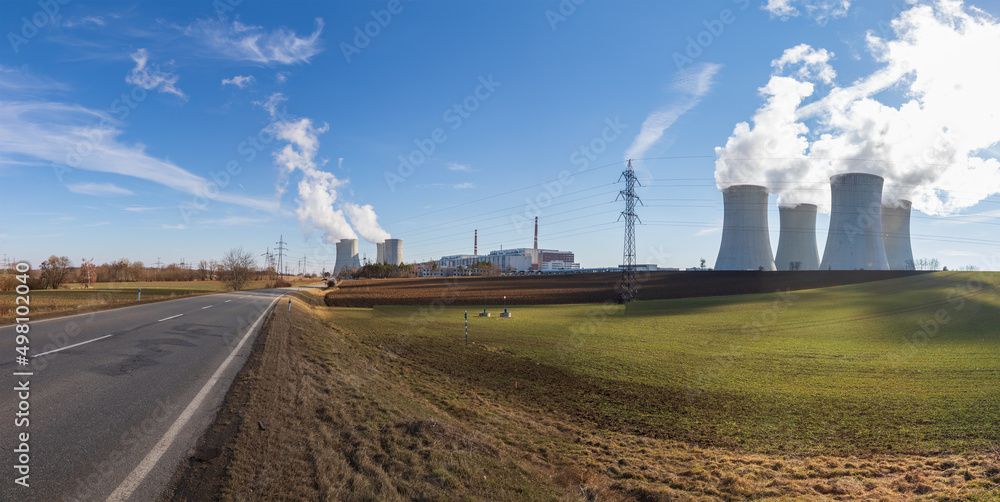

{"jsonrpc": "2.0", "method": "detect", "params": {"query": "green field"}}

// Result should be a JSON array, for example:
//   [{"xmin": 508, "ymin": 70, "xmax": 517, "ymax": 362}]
[
  {"xmin": 328, "ymin": 271, "xmax": 1000, "ymax": 456},
  {"xmin": 0, "ymin": 279, "xmax": 318, "ymax": 323}
]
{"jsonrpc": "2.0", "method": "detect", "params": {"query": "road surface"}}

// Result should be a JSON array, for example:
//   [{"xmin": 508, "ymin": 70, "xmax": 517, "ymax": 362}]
[{"xmin": 0, "ymin": 288, "xmax": 289, "ymax": 501}]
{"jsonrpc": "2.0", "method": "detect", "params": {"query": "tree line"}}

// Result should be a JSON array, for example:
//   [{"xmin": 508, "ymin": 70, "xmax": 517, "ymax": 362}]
[{"xmin": 0, "ymin": 247, "xmax": 292, "ymax": 291}]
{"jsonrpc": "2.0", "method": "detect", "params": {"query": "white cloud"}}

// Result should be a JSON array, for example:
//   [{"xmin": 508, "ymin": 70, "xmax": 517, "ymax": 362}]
[
  {"xmin": 276, "ymin": 71, "xmax": 290, "ymax": 83},
  {"xmin": 221, "ymin": 75, "xmax": 255, "ymax": 88},
  {"xmin": 67, "ymin": 182, "xmax": 133, "ymax": 196},
  {"xmin": 447, "ymin": 163, "xmax": 474, "ymax": 172},
  {"xmin": 162, "ymin": 223, "xmax": 186, "ymax": 230},
  {"xmin": 269, "ymin": 116, "xmax": 357, "ymax": 243},
  {"xmin": 125, "ymin": 49, "xmax": 186, "ymax": 99},
  {"xmin": 624, "ymin": 62, "xmax": 720, "ymax": 161},
  {"xmin": 0, "ymin": 95, "xmax": 277, "ymax": 213},
  {"xmin": 763, "ymin": 0, "xmax": 850, "ymax": 24},
  {"xmin": 716, "ymin": 1, "xmax": 1000, "ymax": 216},
  {"xmin": 695, "ymin": 226, "xmax": 722, "ymax": 236},
  {"xmin": 344, "ymin": 203, "xmax": 391, "ymax": 243},
  {"xmin": 453, "ymin": 182, "xmax": 475, "ymax": 189},
  {"xmin": 771, "ymin": 44, "xmax": 836, "ymax": 84},
  {"xmin": 125, "ymin": 206, "xmax": 163, "ymax": 212},
  {"xmin": 185, "ymin": 18, "xmax": 324, "ymax": 65}
]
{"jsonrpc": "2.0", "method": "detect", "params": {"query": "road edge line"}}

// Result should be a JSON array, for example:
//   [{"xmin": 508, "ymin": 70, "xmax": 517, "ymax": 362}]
[{"xmin": 106, "ymin": 295, "xmax": 281, "ymax": 502}]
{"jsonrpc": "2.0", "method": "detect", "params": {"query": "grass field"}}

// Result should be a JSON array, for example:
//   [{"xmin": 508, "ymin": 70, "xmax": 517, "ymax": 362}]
[
  {"xmin": 185, "ymin": 272, "xmax": 1000, "ymax": 501},
  {"xmin": 0, "ymin": 278, "xmax": 319, "ymax": 324},
  {"xmin": 330, "ymin": 272, "xmax": 1000, "ymax": 456}
]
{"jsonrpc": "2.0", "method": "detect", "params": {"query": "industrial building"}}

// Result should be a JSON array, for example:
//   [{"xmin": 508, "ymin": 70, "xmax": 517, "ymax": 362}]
[
  {"xmin": 714, "ymin": 184, "xmax": 777, "ymax": 271},
  {"xmin": 774, "ymin": 203, "xmax": 820, "ymax": 270},
  {"xmin": 431, "ymin": 218, "xmax": 578, "ymax": 274},
  {"xmin": 333, "ymin": 239, "xmax": 361, "ymax": 274},
  {"xmin": 820, "ymin": 173, "xmax": 890, "ymax": 270},
  {"xmin": 882, "ymin": 200, "xmax": 915, "ymax": 270}
]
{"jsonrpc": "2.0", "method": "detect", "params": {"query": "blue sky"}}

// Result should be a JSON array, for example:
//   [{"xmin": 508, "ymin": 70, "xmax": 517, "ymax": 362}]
[{"xmin": 1, "ymin": 0, "xmax": 999, "ymax": 273}]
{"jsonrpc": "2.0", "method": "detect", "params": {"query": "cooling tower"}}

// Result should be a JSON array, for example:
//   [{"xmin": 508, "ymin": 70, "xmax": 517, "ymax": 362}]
[
  {"xmin": 819, "ymin": 173, "xmax": 889, "ymax": 270},
  {"xmin": 334, "ymin": 239, "xmax": 361, "ymax": 274},
  {"xmin": 775, "ymin": 203, "xmax": 820, "ymax": 271},
  {"xmin": 882, "ymin": 199, "xmax": 915, "ymax": 270},
  {"xmin": 714, "ymin": 185, "xmax": 776, "ymax": 271},
  {"xmin": 376, "ymin": 242, "xmax": 384, "ymax": 264},
  {"xmin": 383, "ymin": 238, "xmax": 403, "ymax": 265}
]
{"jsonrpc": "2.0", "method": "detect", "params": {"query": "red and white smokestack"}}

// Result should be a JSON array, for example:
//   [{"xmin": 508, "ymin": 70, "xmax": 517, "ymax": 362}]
[
  {"xmin": 534, "ymin": 216, "xmax": 538, "ymax": 250},
  {"xmin": 474, "ymin": 229, "xmax": 478, "ymax": 256}
]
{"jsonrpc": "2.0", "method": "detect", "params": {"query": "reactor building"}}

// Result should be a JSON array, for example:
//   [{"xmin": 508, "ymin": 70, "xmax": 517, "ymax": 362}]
[
  {"xmin": 774, "ymin": 203, "xmax": 820, "ymax": 271},
  {"xmin": 714, "ymin": 184, "xmax": 776, "ymax": 271},
  {"xmin": 819, "ymin": 173, "xmax": 890, "ymax": 270}
]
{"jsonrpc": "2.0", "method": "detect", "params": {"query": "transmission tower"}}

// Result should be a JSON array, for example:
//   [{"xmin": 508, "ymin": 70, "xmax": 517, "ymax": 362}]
[
  {"xmin": 616, "ymin": 159, "xmax": 642, "ymax": 303},
  {"xmin": 275, "ymin": 235, "xmax": 287, "ymax": 278}
]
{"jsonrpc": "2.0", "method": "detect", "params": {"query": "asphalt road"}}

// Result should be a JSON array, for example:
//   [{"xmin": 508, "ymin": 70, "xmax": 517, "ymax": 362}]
[{"xmin": 0, "ymin": 288, "xmax": 290, "ymax": 501}]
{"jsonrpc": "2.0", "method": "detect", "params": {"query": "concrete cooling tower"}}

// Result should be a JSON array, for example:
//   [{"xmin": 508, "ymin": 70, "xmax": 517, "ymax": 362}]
[
  {"xmin": 819, "ymin": 173, "xmax": 889, "ymax": 270},
  {"xmin": 775, "ymin": 203, "xmax": 820, "ymax": 271},
  {"xmin": 334, "ymin": 239, "xmax": 361, "ymax": 274},
  {"xmin": 714, "ymin": 184, "xmax": 776, "ymax": 271},
  {"xmin": 382, "ymin": 238, "xmax": 403, "ymax": 265},
  {"xmin": 882, "ymin": 200, "xmax": 915, "ymax": 270},
  {"xmin": 376, "ymin": 242, "xmax": 384, "ymax": 264}
]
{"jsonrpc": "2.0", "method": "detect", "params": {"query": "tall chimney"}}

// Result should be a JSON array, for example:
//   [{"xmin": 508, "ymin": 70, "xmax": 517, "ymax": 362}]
[
  {"xmin": 474, "ymin": 229, "xmax": 478, "ymax": 256},
  {"xmin": 534, "ymin": 216, "xmax": 538, "ymax": 250}
]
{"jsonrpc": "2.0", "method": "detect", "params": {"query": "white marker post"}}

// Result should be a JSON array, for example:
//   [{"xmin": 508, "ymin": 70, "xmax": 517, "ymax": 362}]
[
  {"xmin": 287, "ymin": 298, "xmax": 292, "ymax": 311},
  {"xmin": 138, "ymin": 287, "xmax": 141, "ymax": 301},
  {"xmin": 465, "ymin": 310, "xmax": 468, "ymax": 345}
]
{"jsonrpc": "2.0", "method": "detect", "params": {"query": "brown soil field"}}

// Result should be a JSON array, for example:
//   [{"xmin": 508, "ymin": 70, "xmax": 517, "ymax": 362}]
[{"xmin": 325, "ymin": 270, "xmax": 927, "ymax": 308}]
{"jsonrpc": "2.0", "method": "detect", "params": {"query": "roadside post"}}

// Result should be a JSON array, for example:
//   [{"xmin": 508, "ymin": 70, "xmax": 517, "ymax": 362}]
[
  {"xmin": 287, "ymin": 298, "xmax": 292, "ymax": 311},
  {"xmin": 137, "ymin": 287, "xmax": 141, "ymax": 300},
  {"xmin": 465, "ymin": 310, "xmax": 468, "ymax": 345}
]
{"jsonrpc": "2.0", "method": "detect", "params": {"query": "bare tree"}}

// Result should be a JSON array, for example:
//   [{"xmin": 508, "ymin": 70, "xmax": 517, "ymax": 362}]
[
  {"xmin": 40, "ymin": 255, "xmax": 73, "ymax": 289},
  {"xmin": 222, "ymin": 246, "xmax": 256, "ymax": 291},
  {"xmin": 78, "ymin": 258, "xmax": 96, "ymax": 288}
]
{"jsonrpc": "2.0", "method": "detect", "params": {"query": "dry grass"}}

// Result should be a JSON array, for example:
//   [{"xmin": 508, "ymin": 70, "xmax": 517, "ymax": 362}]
[{"xmin": 218, "ymin": 292, "xmax": 572, "ymax": 501}]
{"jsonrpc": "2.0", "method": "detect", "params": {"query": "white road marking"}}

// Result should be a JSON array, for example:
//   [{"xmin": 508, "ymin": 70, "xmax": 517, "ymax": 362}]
[
  {"xmin": 107, "ymin": 296, "xmax": 281, "ymax": 502},
  {"xmin": 201, "ymin": 305, "xmax": 212, "ymax": 309},
  {"xmin": 224, "ymin": 300, "xmax": 232, "ymax": 303},
  {"xmin": 32, "ymin": 335, "xmax": 113, "ymax": 358},
  {"xmin": 157, "ymin": 314, "xmax": 184, "ymax": 322}
]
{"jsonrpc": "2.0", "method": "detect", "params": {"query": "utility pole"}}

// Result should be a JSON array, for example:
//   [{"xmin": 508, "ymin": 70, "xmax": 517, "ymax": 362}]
[
  {"xmin": 616, "ymin": 159, "xmax": 642, "ymax": 303},
  {"xmin": 275, "ymin": 235, "xmax": 287, "ymax": 279},
  {"xmin": 156, "ymin": 257, "xmax": 162, "ymax": 280},
  {"xmin": 302, "ymin": 254, "xmax": 307, "ymax": 276}
]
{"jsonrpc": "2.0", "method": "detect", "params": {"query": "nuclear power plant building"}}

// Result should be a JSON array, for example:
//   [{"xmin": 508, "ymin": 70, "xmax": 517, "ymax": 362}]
[
  {"xmin": 714, "ymin": 184, "xmax": 777, "ymax": 271},
  {"xmin": 775, "ymin": 203, "xmax": 820, "ymax": 271},
  {"xmin": 820, "ymin": 173, "xmax": 890, "ymax": 270}
]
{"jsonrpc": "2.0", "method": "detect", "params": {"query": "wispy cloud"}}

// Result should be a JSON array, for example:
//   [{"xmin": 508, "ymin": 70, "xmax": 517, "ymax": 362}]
[
  {"xmin": 453, "ymin": 182, "xmax": 475, "ymax": 189},
  {"xmin": 124, "ymin": 206, "xmax": 164, "ymax": 212},
  {"xmin": 67, "ymin": 182, "xmax": 134, "ymax": 196},
  {"xmin": 126, "ymin": 48, "xmax": 186, "ymax": 99},
  {"xmin": 162, "ymin": 223, "xmax": 186, "ymax": 230},
  {"xmin": 197, "ymin": 215, "xmax": 272, "ymax": 226},
  {"xmin": 0, "ymin": 94, "xmax": 278, "ymax": 212},
  {"xmin": 221, "ymin": 75, "xmax": 255, "ymax": 88},
  {"xmin": 447, "ymin": 163, "xmax": 474, "ymax": 172},
  {"xmin": 763, "ymin": 0, "xmax": 850, "ymax": 24},
  {"xmin": 184, "ymin": 18, "xmax": 324, "ymax": 65},
  {"xmin": 695, "ymin": 226, "xmax": 721, "ymax": 236},
  {"xmin": 624, "ymin": 62, "xmax": 721, "ymax": 161}
]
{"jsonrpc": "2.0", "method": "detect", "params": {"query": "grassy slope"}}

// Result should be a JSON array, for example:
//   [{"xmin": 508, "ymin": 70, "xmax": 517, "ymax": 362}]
[
  {"xmin": 330, "ymin": 272, "xmax": 1000, "ymax": 456},
  {"xmin": 205, "ymin": 276, "xmax": 1000, "ymax": 501}
]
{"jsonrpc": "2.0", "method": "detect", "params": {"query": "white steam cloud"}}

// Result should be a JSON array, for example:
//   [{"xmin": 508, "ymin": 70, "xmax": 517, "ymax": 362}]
[
  {"xmin": 268, "ymin": 112, "xmax": 391, "ymax": 245},
  {"xmin": 716, "ymin": 0, "xmax": 1000, "ymax": 215},
  {"xmin": 344, "ymin": 203, "xmax": 391, "ymax": 243}
]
